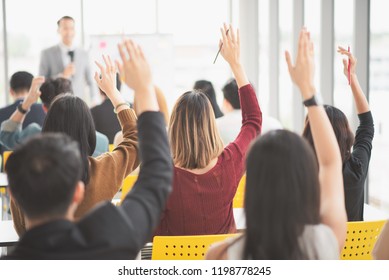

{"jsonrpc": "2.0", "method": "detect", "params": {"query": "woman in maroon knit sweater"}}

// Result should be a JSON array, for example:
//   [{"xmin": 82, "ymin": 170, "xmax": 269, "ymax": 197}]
[{"xmin": 154, "ymin": 24, "xmax": 262, "ymax": 236}]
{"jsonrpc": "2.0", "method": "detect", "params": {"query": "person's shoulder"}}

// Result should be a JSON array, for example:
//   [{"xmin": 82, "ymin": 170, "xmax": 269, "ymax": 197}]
[{"xmin": 42, "ymin": 45, "xmax": 59, "ymax": 54}]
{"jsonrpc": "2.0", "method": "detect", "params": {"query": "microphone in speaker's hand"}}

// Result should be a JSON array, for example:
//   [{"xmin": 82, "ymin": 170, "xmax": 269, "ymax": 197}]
[{"xmin": 68, "ymin": 50, "xmax": 74, "ymax": 62}]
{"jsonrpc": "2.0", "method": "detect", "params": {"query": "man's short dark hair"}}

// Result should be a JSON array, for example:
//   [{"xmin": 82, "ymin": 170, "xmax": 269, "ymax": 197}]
[
  {"xmin": 6, "ymin": 133, "xmax": 82, "ymax": 220},
  {"xmin": 40, "ymin": 78, "xmax": 73, "ymax": 108},
  {"xmin": 222, "ymin": 78, "xmax": 240, "ymax": 110},
  {"xmin": 10, "ymin": 71, "xmax": 34, "ymax": 94},
  {"xmin": 57, "ymin": 16, "xmax": 74, "ymax": 27}
]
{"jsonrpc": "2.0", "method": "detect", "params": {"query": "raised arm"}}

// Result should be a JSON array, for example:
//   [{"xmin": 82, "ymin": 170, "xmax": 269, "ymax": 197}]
[
  {"xmin": 338, "ymin": 46, "xmax": 369, "ymax": 114},
  {"xmin": 286, "ymin": 28, "xmax": 347, "ymax": 252},
  {"xmin": 116, "ymin": 39, "xmax": 172, "ymax": 246},
  {"xmin": 220, "ymin": 23, "xmax": 249, "ymax": 88},
  {"xmin": 337, "ymin": 46, "xmax": 374, "ymax": 173},
  {"xmin": 0, "ymin": 77, "xmax": 45, "ymax": 149},
  {"xmin": 220, "ymin": 24, "xmax": 262, "ymax": 181}
]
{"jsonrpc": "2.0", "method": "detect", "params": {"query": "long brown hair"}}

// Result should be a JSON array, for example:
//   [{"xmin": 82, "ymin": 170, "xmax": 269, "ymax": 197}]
[
  {"xmin": 303, "ymin": 105, "xmax": 354, "ymax": 164},
  {"xmin": 169, "ymin": 90, "xmax": 224, "ymax": 169}
]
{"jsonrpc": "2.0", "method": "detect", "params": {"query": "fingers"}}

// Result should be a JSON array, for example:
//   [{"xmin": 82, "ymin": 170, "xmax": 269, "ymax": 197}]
[
  {"xmin": 94, "ymin": 71, "xmax": 100, "ymax": 84},
  {"xmin": 118, "ymin": 42, "xmax": 127, "ymax": 63},
  {"xmin": 342, "ymin": 58, "xmax": 348, "ymax": 69},
  {"xmin": 229, "ymin": 24, "xmax": 235, "ymax": 42},
  {"xmin": 285, "ymin": 51, "xmax": 293, "ymax": 74},
  {"xmin": 95, "ymin": 60, "xmax": 105, "ymax": 73},
  {"xmin": 115, "ymin": 60, "xmax": 125, "ymax": 82},
  {"xmin": 124, "ymin": 40, "xmax": 136, "ymax": 62}
]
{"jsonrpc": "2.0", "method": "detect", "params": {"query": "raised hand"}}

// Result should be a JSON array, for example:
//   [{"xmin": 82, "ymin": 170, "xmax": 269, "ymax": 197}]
[
  {"xmin": 337, "ymin": 46, "xmax": 357, "ymax": 82},
  {"xmin": 94, "ymin": 55, "xmax": 118, "ymax": 98},
  {"xmin": 116, "ymin": 39, "xmax": 153, "ymax": 93},
  {"xmin": 220, "ymin": 23, "xmax": 240, "ymax": 67},
  {"xmin": 116, "ymin": 39, "xmax": 158, "ymax": 114},
  {"xmin": 22, "ymin": 76, "xmax": 45, "ymax": 110},
  {"xmin": 285, "ymin": 28, "xmax": 316, "ymax": 100}
]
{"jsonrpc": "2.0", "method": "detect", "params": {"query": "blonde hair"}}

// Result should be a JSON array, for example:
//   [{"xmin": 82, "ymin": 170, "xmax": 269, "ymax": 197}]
[{"xmin": 169, "ymin": 90, "xmax": 224, "ymax": 169}]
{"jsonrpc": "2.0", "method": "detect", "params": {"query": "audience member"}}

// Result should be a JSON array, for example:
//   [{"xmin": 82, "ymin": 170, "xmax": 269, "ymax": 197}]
[
  {"xmin": 0, "ymin": 78, "xmax": 109, "ymax": 157},
  {"xmin": 91, "ymin": 74, "xmax": 122, "ymax": 143},
  {"xmin": 0, "ymin": 72, "xmax": 46, "ymax": 154},
  {"xmin": 39, "ymin": 16, "xmax": 98, "ymax": 104},
  {"xmin": 302, "ymin": 47, "xmax": 373, "ymax": 221},
  {"xmin": 206, "ymin": 28, "xmax": 347, "ymax": 259},
  {"xmin": 217, "ymin": 78, "xmax": 282, "ymax": 144},
  {"xmin": 153, "ymin": 24, "xmax": 262, "ymax": 236},
  {"xmin": 2, "ymin": 39, "xmax": 172, "ymax": 259},
  {"xmin": 193, "ymin": 80, "xmax": 224, "ymax": 118},
  {"xmin": 7, "ymin": 56, "xmax": 139, "ymax": 236}
]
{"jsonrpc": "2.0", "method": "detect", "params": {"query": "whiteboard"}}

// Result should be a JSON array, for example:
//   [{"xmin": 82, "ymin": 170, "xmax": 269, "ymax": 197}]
[{"xmin": 87, "ymin": 34, "xmax": 174, "ymax": 105}]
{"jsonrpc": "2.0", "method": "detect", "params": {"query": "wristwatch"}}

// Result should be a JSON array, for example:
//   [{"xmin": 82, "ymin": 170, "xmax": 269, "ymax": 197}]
[
  {"xmin": 17, "ymin": 103, "xmax": 29, "ymax": 114},
  {"xmin": 303, "ymin": 95, "xmax": 322, "ymax": 107}
]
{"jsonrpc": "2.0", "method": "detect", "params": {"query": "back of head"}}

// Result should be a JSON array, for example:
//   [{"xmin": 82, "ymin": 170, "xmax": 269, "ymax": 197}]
[
  {"xmin": 244, "ymin": 130, "xmax": 320, "ymax": 259},
  {"xmin": 10, "ymin": 71, "xmax": 34, "ymax": 95},
  {"xmin": 6, "ymin": 133, "xmax": 82, "ymax": 220},
  {"xmin": 193, "ymin": 80, "xmax": 223, "ymax": 118},
  {"xmin": 42, "ymin": 94, "xmax": 96, "ymax": 184},
  {"xmin": 40, "ymin": 78, "xmax": 73, "ymax": 108},
  {"xmin": 222, "ymin": 78, "xmax": 240, "ymax": 110},
  {"xmin": 169, "ymin": 90, "xmax": 224, "ymax": 169},
  {"xmin": 302, "ymin": 105, "xmax": 354, "ymax": 164}
]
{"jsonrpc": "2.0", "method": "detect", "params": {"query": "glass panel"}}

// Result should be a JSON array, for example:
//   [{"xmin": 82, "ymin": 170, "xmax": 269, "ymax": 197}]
[
  {"xmin": 333, "ymin": 0, "xmax": 354, "ymax": 119},
  {"xmin": 304, "ymin": 0, "xmax": 321, "ymax": 92},
  {"xmin": 83, "ymin": 0, "xmax": 156, "ymax": 35},
  {"xmin": 258, "ymin": 0, "xmax": 270, "ymax": 116},
  {"xmin": 278, "ymin": 0, "xmax": 293, "ymax": 129},
  {"xmin": 158, "ymin": 0, "xmax": 230, "ymax": 110},
  {"xmin": 369, "ymin": 0, "xmax": 389, "ymax": 212}
]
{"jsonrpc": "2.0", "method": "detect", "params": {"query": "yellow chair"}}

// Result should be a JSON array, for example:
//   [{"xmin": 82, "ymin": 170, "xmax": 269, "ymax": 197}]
[
  {"xmin": 151, "ymin": 234, "xmax": 238, "ymax": 260},
  {"xmin": 340, "ymin": 220, "xmax": 386, "ymax": 260},
  {"xmin": 120, "ymin": 175, "xmax": 138, "ymax": 202},
  {"xmin": 233, "ymin": 175, "xmax": 245, "ymax": 208},
  {"xmin": 2, "ymin": 151, "xmax": 12, "ymax": 170},
  {"xmin": 109, "ymin": 144, "xmax": 115, "ymax": 152},
  {"xmin": 1, "ymin": 151, "xmax": 12, "ymax": 194}
]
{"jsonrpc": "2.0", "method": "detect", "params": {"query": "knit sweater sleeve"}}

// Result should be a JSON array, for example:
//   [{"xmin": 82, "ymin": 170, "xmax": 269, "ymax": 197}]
[
  {"xmin": 87, "ymin": 108, "xmax": 139, "ymax": 203},
  {"xmin": 224, "ymin": 84, "xmax": 262, "ymax": 184}
]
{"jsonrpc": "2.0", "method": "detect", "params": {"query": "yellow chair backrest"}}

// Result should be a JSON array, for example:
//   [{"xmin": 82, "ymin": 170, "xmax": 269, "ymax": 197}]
[
  {"xmin": 109, "ymin": 144, "xmax": 115, "ymax": 152},
  {"xmin": 120, "ymin": 175, "xmax": 138, "ymax": 202},
  {"xmin": 341, "ymin": 220, "xmax": 386, "ymax": 260},
  {"xmin": 151, "ymin": 234, "xmax": 238, "ymax": 260},
  {"xmin": 3, "ymin": 151, "xmax": 12, "ymax": 169},
  {"xmin": 233, "ymin": 175, "xmax": 245, "ymax": 208}
]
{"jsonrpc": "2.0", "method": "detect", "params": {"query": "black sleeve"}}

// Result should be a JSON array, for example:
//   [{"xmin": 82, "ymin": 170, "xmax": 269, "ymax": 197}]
[
  {"xmin": 119, "ymin": 111, "xmax": 173, "ymax": 249},
  {"xmin": 350, "ymin": 111, "xmax": 374, "ymax": 176}
]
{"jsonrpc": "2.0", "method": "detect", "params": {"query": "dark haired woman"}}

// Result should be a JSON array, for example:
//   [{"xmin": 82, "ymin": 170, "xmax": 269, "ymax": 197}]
[
  {"xmin": 302, "ymin": 47, "xmax": 373, "ymax": 221},
  {"xmin": 193, "ymin": 80, "xmax": 224, "ymax": 118},
  {"xmin": 207, "ymin": 29, "xmax": 347, "ymax": 259},
  {"xmin": 9, "ymin": 56, "xmax": 139, "ymax": 235}
]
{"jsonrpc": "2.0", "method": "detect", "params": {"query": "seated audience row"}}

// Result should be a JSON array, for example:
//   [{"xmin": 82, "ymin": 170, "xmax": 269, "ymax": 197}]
[{"xmin": 1, "ymin": 25, "xmax": 383, "ymax": 260}]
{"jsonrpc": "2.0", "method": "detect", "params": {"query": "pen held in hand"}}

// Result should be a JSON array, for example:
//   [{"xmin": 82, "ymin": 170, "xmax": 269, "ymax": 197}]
[{"xmin": 213, "ymin": 29, "xmax": 229, "ymax": 64}]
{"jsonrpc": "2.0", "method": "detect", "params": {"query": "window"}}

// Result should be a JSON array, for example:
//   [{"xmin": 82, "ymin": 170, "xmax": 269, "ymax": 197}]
[
  {"xmin": 258, "ymin": 0, "xmax": 270, "ymax": 116},
  {"xmin": 278, "ymin": 0, "xmax": 293, "ymax": 129},
  {"xmin": 158, "ymin": 0, "xmax": 231, "ymax": 110},
  {"xmin": 333, "ymin": 0, "xmax": 354, "ymax": 119},
  {"xmin": 83, "ymin": 0, "xmax": 156, "ymax": 35},
  {"xmin": 369, "ymin": 0, "xmax": 389, "ymax": 212}
]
